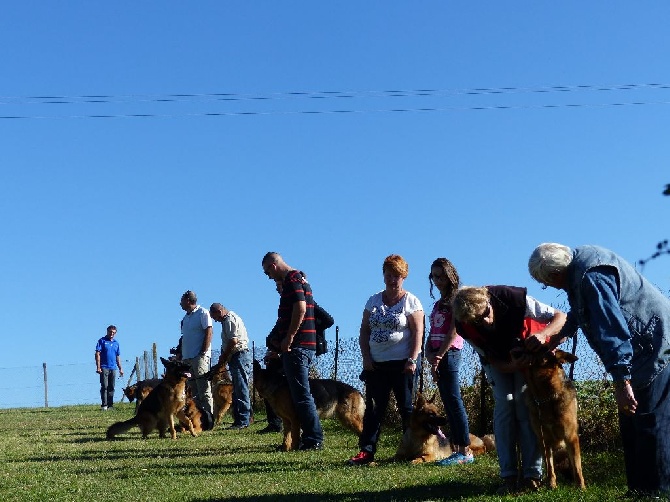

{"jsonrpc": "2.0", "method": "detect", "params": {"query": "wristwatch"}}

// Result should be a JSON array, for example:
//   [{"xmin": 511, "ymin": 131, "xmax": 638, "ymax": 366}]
[{"xmin": 407, "ymin": 357, "xmax": 417, "ymax": 365}]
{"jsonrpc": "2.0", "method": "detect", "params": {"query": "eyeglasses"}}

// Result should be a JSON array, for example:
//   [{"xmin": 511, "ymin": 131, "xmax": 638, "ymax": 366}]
[{"xmin": 472, "ymin": 304, "xmax": 491, "ymax": 325}]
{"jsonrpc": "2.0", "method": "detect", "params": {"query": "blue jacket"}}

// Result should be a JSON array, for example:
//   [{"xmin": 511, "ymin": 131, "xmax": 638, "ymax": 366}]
[{"xmin": 561, "ymin": 245, "xmax": 670, "ymax": 389}]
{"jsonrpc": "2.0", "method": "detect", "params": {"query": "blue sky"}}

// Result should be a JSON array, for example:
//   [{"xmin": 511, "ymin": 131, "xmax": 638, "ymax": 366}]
[{"xmin": 1, "ymin": 3, "xmax": 669, "ymax": 404}]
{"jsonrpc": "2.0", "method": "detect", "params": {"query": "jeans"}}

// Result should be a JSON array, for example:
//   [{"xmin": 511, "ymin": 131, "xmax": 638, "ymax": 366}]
[
  {"xmin": 436, "ymin": 350, "xmax": 470, "ymax": 447},
  {"xmin": 99, "ymin": 368, "xmax": 116, "ymax": 407},
  {"xmin": 620, "ymin": 362, "xmax": 670, "ymax": 494},
  {"xmin": 359, "ymin": 359, "xmax": 414, "ymax": 455},
  {"xmin": 185, "ymin": 355, "xmax": 213, "ymax": 415},
  {"xmin": 483, "ymin": 363, "xmax": 542, "ymax": 479},
  {"xmin": 229, "ymin": 349, "xmax": 252, "ymax": 426},
  {"xmin": 282, "ymin": 348, "xmax": 323, "ymax": 446}
]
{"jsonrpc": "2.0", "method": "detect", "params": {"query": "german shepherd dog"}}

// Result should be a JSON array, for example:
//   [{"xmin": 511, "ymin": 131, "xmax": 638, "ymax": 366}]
[
  {"xmin": 202, "ymin": 363, "xmax": 234, "ymax": 426},
  {"xmin": 123, "ymin": 378, "xmax": 162, "ymax": 411},
  {"xmin": 176, "ymin": 386, "xmax": 215, "ymax": 435},
  {"xmin": 253, "ymin": 359, "xmax": 365, "ymax": 451},
  {"xmin": 395, "ymin": 392, "xmax": 494, "ymax": 463},
  {"xmin": 520, "ymin": 348, "xmax": 585, "ymax": 490},
  {"xmin": 107, "ymin": 358, "xmax": 195, "ymax": 440}
]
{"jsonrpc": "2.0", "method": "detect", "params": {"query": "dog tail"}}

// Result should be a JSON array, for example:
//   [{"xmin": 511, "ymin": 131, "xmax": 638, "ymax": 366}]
[{"xmin": 106, "ymin": 417, "xmax": 139, "ymax": 439}]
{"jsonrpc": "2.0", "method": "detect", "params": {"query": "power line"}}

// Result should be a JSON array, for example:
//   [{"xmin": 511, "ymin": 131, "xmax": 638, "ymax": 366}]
[{"xmin": 1, "ymin": 98, "xmax": 668, "ymax": 120}]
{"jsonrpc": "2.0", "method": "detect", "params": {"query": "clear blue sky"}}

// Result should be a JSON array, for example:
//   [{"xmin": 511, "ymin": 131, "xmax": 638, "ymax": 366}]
[{"xmin": 2, "ymin": 3, "xmax": 669, "ymax": 382}]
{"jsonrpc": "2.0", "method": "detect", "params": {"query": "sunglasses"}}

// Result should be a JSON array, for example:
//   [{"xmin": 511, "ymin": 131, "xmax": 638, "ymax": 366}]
[{"xmin": 473, "ymin": 304, "xmax": 491, "ymax": 325}]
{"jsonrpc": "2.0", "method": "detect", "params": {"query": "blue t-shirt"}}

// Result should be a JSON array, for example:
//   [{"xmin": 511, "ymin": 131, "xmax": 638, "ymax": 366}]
[{"xmin": 96, "ymin": 337, "xmax": 120, "ymax": 369}]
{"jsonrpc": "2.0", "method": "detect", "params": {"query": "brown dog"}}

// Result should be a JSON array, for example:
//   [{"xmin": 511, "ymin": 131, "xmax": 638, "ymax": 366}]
[
  {"xmin": 253, "ymin": 359, "xmax": 364, "ymax": 451},
  {"xmin": 202, "ymin": 363, "xmax": 234, "ymax": 426},
  {"xmin": 107, "ymin": 358, "xmax": 195, "ymax": 440},
  {"xmin": 521, "ymin": 349, "xmax": 585, "ymax": 490},
  {"xmin": 395, "ymin": 392, "xmax": 493, "ymax": 463},
  {"xmin": 123, "ymin": 378, "xmax": 162, "ymax": 411},
  {"xmin": 176, "ymin": 387, "xmax": 215, "ymax": 435}
]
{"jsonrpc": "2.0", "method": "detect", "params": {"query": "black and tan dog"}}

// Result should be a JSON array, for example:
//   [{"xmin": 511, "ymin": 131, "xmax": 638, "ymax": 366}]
[
  {"xmin": 519, "ymin": 348, "xmax": 585, "ymax": 490},
  {"xmin": 253, "ymin": 359, "xmax": 364, "ymax": 451},
  {"xmin": 202, "ymin": 363, "xmax": 234, "ymax": 426},
  {"xmin": 395, "ymin": 392, "xmax": 494, "ymax": 463},
  {"xmin": 107, "ymin": 357, "xmax": 195, "ymax": 440},
  {"xmin": 176, "ymin": 386, "xmax": 215, "ymax": 435},
  {"xmin": 123, "ymin": 378, "xmax": 162, "ymax": 411}
]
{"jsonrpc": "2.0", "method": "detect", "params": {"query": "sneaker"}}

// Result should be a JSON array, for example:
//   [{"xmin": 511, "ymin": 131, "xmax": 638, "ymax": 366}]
[
  {"xmin": 257, "ymin": 425, "xmax": 282, "ymax": 434},
  {"xmin": 100, "ymin": 406, "xmax": 108, "ymax": 411},
  {"xmin": 298, "ymin": 442, "xmax": 323, "ymax": 451},
  {"xmin": 435, "ymin": 452, "xmax": 474, "ymax": 466},
  {"xmin": 519, "ymin": 477, "xmax": 541, "ymax": 492},
  {"xmin": 347, "ymin": 450, "xmax": 374, "ymax": 466},
  {"xmin": 496, "ymin": 476, "xmax": 518, "ymax": 495}
]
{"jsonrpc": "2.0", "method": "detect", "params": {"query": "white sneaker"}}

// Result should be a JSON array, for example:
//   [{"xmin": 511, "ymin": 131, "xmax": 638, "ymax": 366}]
[{"xmin": 101, "ymin": 406, "xmax": 108, "ymax": 411}]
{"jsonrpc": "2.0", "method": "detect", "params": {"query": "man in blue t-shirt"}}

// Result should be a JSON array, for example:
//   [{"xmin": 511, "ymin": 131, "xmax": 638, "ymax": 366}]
[{"xmin": 95, "ymin": 325, "xmax": 124, "ymax": 410}]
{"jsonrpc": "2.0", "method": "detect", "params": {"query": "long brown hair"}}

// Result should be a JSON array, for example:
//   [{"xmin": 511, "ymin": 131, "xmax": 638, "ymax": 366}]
[{"xmin": 429, "ymin": 257, "xmax": 460, "ymax": 304}]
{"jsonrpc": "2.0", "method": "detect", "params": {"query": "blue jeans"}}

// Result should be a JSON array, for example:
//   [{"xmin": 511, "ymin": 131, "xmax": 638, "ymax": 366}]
[
  {"xmin": 359, "ymin": 359, "xmax": 414, "ymax": 455},
  {"xmin": 483, "ymin": 363, "xmax": 542, "ymax": 479},
  {"xmin": 436, "ymin": 350, "xmax": 470, "ymax": 447},
  {"xmin": 229, "ymin": 349, "xmax": 252, "ymax": 426},
  {"xmin": 99, "ymin": 368, "xmax": 116, "ymax": 407},
  {"xmin": 620, "ymin": 362, "xmax": 670, "ymax": 494},
  {"xmin": 282, "ymin": 348, "xmax": 323, "ymax": 446}
]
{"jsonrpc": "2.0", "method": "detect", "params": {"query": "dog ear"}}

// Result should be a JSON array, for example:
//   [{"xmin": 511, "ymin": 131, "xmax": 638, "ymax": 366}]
[
  {"xmin": 160, "ymin": 357, "xmax": 169, "ymax": 366},
  {"xmin": 415, "ymin": 392, "xmax": 426, "ymax": 407},
  {"xmin": 554, "ymin": 349, "xmax": 578, "ymax": 364}
]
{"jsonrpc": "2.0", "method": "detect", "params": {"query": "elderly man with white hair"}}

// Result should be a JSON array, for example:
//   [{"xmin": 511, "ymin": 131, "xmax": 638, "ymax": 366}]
[{"xmin": 527, "ymin": 243, "xmax": 670, "ymax": 499}]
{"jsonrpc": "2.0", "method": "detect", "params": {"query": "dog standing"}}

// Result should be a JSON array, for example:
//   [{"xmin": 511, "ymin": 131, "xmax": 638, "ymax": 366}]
[
  {"xmin": 521, "ymin": 349, "xmax": 585, "ymax": 490},
  {"xmin": 202, "ymin": 363, "xmax": 234, "ymax": 426},
  {"xmin": 253, "ymin": 359, "xmax": 364, "ymax": 451},
  {"xmin": 107, "ymin": 357, "xmax": 196, "ymax": 440},
  {"xmin": 395, "ymin": 392, "xmax": 493, "ymax": 463}
]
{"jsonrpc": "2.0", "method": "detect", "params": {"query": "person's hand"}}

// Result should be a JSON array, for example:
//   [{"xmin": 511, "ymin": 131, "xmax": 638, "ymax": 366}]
[
  {"xmin": 524, "ymin": 334, "xmax": 545, "ymax": 353},
  {"xmin": 362, "ymin": 354, "xmax": 374, "ymax": 371},
  {"xmin": 280, "ymin": 337, "xmax": 292, "ymax": 353},
  {"xmin": 96, "ymin": 368, "xmax": 102, "ymax": 374},
  {"xmin": 431, "ymin": 365, "xmax": 439, "ymax": 382},
  {"xmin": 119, "ymin": 370, "xmax": 124, "ymax": 377},
  {"xmin": 614, "ymin": 380, "xmax": 638, "ymax": 415},
  {"xmin": 404, "ymin": 360, "xmax": 416, "ymax": 375}
]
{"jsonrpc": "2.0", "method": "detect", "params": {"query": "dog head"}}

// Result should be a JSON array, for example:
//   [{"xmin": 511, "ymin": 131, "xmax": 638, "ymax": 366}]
[
  {"xmin": 160, "ymin": 357, "xmax": 192, "ymax": 381},
  {"xmin": 123, "ymin": 384, "xmax": 138, "ymax": 402},
  {"xmin": 410, "ymin": 392, "xmax": 448, "ymax": 436},
  {"xmin": 202, "ymin": 362, "xmax": 232, "ymax": 383}
]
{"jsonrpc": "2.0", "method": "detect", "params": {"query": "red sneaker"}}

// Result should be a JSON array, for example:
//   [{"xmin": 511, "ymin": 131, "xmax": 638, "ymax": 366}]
[{"xmin": 347, "ymin": 450, "xmax": 374, "ymax": 466}]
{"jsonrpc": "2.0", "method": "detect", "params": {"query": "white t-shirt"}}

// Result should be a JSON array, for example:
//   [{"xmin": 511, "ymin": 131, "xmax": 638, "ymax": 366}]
[{"xmin": 365, "ymin": 291, "xmax": 423, "ymax": 362}]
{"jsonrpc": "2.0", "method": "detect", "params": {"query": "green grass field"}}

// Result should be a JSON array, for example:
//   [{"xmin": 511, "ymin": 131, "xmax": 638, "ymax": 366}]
[{"xmin": 0, "ymin": 403, "xmax": 629, "ymax": 501}]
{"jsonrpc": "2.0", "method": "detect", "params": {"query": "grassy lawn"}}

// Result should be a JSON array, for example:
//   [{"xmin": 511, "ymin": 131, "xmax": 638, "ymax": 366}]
[{"xmin": 0, "ymin": 403, "xmax": 628, "ymax": 501}]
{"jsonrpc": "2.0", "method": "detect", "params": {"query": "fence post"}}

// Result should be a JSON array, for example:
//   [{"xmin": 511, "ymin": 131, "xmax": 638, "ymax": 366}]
[
  {"xmin": 144, "ymin": 351, "xmax": 150, "ymax": 380},
  {"xmin": 153, "ymin": 343, "xmax": 158, "ymax": 379},
  {"xmin": 43, "ymin": 362, "xmax": 49, "ymax": 408},
  {"xmin": 334, "ymin": 326, "xmax": 339, "ymax": 381}
]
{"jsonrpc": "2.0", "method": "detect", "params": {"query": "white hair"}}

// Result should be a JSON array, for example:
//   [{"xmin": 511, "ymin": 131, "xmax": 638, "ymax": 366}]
[{"xmin": 528, "ymin": 243, "xmax": 573, "ymax": 284}]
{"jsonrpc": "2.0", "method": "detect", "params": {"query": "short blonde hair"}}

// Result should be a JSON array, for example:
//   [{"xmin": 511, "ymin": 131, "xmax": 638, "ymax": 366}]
[
  {"xmin": 383, "ymin": 254, "xmax": 409, "ymax": 278},
  {"xmin": 452, "ymin": 286, "xmax": 490, "ymax": 323}
]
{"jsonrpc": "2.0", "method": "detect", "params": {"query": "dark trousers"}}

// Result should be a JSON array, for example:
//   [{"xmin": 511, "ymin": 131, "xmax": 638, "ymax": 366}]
[
  {"xmin": 99, "ymin": 368, "xmax": 116, "ymax": 407},
  {"xmin": 620, "ymin": 363, "xmax": 670, "ymax": 494},
  {"xmin": 282, "ymin": 348, "xmax": 323, "ymax": 446},
  {"xmin": 359, "ymin": 360, "xmax": 414, "ymax": 454}
]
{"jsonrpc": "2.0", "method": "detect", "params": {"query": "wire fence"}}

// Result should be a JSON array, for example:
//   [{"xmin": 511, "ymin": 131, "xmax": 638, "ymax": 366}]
[{"xmin": 0, "ymin": 326, "xmax": 621, "ymax": 449}]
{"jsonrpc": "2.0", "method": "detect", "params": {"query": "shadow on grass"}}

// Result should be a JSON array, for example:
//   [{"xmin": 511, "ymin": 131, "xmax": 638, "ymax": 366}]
[{"xmin": 188, "ymin": 481, "xmax": 487, "ymax": 502}]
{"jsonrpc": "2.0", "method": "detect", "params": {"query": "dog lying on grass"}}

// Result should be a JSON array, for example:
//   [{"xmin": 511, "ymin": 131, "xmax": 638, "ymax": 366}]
[
  {"xmin": 176, "ymin": 386, "xmax": 214, "ymax": 435},
  {"xmin": 202, "ymin": 363, "xmax": 234, "ymax": 426},
  {"xmin": 394, "ymin": 392, "xmax": 494, "ymax": 463},
  {"xmin": 253, "ymin": 359, "xmax": 364, "ymax": 451},
  {"xmin": 107, "ymin": 357, "xmax": 195, "ymax": 440},
  {"xmin": 518, "ymin": 348, "xmax": 585, "ymax": 490}
]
